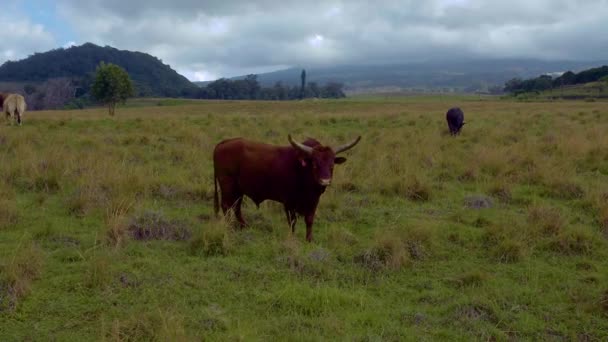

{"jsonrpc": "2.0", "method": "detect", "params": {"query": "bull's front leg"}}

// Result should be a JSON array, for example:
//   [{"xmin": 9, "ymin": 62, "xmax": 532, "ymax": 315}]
[
  {"xmin": 304, "ymin": 213, "xmax": 315, "ymax": 242},
  {"xmin": 284, "ymin": 206, "xmax": 297, "ymax": 233}
]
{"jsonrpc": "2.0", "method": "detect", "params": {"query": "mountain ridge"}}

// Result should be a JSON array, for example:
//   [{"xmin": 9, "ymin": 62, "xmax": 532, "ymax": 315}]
[{"xmin": 195, "ymin": 59, "xmax": 608, "ymax": 93}]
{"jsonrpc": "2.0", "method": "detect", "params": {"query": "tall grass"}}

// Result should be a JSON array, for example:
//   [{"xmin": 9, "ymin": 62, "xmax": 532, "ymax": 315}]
[{"xmin": 0, "ymin": 97, "xmax": 607, "ymax": 340}]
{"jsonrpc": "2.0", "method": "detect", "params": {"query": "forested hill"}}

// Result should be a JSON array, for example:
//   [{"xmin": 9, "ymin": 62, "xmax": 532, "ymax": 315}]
[{"xmin": 0, "ymin": 43, "xmax": 198, "ymax": 97}]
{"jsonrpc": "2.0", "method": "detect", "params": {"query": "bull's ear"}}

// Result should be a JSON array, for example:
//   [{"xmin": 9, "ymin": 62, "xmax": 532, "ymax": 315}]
[{"xmin": 334, "ymin": 157, "xmax": 347, "ymax": 164}]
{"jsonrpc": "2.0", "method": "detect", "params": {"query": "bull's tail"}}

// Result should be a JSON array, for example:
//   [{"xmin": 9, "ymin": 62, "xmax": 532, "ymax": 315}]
[{"xmin": 213, "ymin": 166, "xmax": 220, "ymax": 216}]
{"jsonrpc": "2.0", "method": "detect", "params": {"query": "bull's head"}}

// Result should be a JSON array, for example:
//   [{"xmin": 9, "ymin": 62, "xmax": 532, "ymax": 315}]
[{"xmin": 288, "ymin": 135, "xmax": 361, "ymax": 187}]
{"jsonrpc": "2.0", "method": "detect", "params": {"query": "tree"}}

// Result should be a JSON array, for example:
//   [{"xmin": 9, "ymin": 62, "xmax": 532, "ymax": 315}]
[
  {"xmin": 91, "ymin": 62, "xmax": 134, "ymax": 116},
  {"xmin": 503, "ymin": 78, "xmax": 523, "ymax": 94},
  {"xmin": 300, "ymin": 69, "xmax": 306, "ymax": 99}
]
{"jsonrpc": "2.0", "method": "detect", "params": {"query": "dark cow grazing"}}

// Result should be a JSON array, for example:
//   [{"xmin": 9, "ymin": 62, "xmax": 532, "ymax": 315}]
[
  {"xmin": 446, "ymin": 107, "xmax": 465, "ymax": 135},
  {"xmin": 213, "ymin": 134, "xmax": 361, "ymax": 242}
]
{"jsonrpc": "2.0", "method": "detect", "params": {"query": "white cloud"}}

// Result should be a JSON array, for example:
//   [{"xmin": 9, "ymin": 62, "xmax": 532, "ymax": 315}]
[{"xmin": 0, "ymin": 17, "xmax": 56, "ymax": 65}]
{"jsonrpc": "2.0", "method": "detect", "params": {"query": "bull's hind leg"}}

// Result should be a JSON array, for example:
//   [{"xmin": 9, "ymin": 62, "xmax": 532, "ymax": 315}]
[
  {"xmin": 5, "ymin": 112, "xmax": 11, "ymax": 126},
  {"xmin": 218, "ymin": 177, "xmax": 247, "ymax": 228},
  {"xmin": 233, "ymin": 196, "xmax": 247, "ymax": 228}
]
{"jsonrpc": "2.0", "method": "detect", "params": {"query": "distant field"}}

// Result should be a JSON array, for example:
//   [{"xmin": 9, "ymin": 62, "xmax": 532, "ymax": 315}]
[
  {"xmin": 1, "ymin": 97, "xmax": 607, "ymax": 340},
  {"xmin": 518, "ymin": 81, "xmax": 608, "ymax": 100}
]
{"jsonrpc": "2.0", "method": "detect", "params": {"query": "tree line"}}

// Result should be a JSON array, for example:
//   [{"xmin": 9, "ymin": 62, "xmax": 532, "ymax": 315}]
[
  {"xmin": 3, "ymin": 65, "xmax": 345, "ymax": 112},
  {"xmin": 196, "ymin": 74, "xmax": 346, "ymax": 100},
  {"xmin": 504, "ymin": 65, "xmax": 608, "ymax": 95}
]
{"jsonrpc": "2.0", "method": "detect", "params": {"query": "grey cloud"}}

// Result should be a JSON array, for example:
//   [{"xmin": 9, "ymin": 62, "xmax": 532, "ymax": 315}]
[{"xmin": 11, "ymin": 1, "xmax": 608, "ymax": 81}]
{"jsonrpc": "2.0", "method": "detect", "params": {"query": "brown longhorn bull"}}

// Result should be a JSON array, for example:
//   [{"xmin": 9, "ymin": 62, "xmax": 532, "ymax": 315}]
[{"xmin": 213, "ymin": 134, "xmax": 361, "ymax": 242}]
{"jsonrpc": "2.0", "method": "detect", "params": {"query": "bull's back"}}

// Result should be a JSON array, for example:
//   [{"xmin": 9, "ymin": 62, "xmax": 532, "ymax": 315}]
[
  {"xmin": 213, "ymin": 138, "xmax": 246, "ymax": 176},
  {"xmin": 446, "ymin": 107, "xmax": 463, "ymax": 123},
  {"xmin": 213, "ymin": 138, "xmax": 284, "ymax": 174},
  {"xmin": 213, "ymin": 138, "xmax": 297, "ymax": 202}
]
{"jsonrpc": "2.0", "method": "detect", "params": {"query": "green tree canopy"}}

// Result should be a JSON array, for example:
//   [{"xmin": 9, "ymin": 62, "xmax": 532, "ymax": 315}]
[{"xmin": 91, "ymin": 62, "xmax": 134, "ymax": 116}]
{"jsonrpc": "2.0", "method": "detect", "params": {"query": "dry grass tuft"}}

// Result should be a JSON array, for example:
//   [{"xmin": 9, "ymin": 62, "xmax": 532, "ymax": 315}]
[
  {"xmin": 528, "ymin": 206, "xmax": 565, "ymax": 236},
  {"xmin": 85, "ymin": 253, "xmax": 113, "ymax": 290},
  {"xmin": 0, "ymin": 199, "xmax": 19, "ymax": 229},
  {"xmin": 0, "ymin": 242, "xmax": 43, "ymax": 311},
  {"xmin": 482, "ymin": 224, "xmax": 526, "ymax": 263},
  {"xmin": 600, "ymin": 289, "xmax": 608, "ymax": 314},
  {"xmin": 326, "ymin": 225, "xmax": 358, "ymax": 249},
  {"xmin": 355, "ymin": 231, "xmax": 411, "ymax": 272},
  {"xmin": 355, "ymin": 225, "xmax": 436, "ymax": 271},
  {"xmin": 189, "ymin": 215, "xmax": 234, "ymax": 257},
  {"xmin": 404, "ymin": 176, "xmax": 432, "ymax": 202},
  {"xmin": 128, "ymin": 210, "xmax": 192, "ymax": 241},
  {"xmin": 104, "ymin": 199, "xmax": 134, "ymax": 248},
  {"xmin": 493, "ymin": 239, "xmax": 524, "ymax": 263},
  {"xmin": 104, "ymin": 308, "xmax": 190, "ymax": 342},
  {"xmin": 544, "ymin": 179, "xmax": 585, "ymax": 200},
  {"xmin": 550, "ymin": 226, "xmax": 598, "ymax": 255},
  {"xmin": 598, "ymin": 205, "xmax": 608, "ymax": 238},
  {"xmin": 487, "ymin": 181, "xmax": 512, "ymax": 203},
  {"xmin": 446, "ymin": 270, "xmax": 488, "ymax": 289}
]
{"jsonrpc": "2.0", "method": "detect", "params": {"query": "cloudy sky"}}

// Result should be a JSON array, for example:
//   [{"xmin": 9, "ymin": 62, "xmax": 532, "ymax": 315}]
[{"xmin": 2, "ymin": 0, "xmax": 608, "ymax": 81}]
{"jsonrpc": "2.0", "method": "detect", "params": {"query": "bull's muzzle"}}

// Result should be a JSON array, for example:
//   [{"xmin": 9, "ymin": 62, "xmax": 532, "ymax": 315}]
[{"xmin": 319, "ymin": 179, "xmax": 332, "ymax": 186}]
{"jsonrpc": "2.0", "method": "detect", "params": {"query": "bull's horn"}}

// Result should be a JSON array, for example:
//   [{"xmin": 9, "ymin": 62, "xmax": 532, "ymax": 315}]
[
  {"xmin": 288, "ymin": 135, "xmax": 313, "ymax": 155},
  {"xmin": 334, "ymin": 136, "xmax": 361, "ymax": 154}
]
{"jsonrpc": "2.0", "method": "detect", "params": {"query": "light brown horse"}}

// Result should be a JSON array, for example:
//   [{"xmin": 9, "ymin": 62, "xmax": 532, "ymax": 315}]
[{"xmin": 0, "ymin": 92, "xmax": 27, "ymax": 126}]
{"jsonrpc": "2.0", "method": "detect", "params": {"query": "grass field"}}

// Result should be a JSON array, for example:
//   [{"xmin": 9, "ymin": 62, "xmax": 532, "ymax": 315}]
[{"xmin": 1, "ymin": 96, "xmax": 608, "ymax": 340}]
